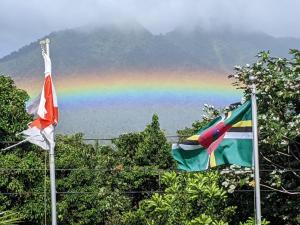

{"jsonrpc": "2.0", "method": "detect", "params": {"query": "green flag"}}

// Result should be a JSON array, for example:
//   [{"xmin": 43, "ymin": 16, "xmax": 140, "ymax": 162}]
[{"xmin": 172, "ymin": 101, "xmax": 253, "ymax": 171}]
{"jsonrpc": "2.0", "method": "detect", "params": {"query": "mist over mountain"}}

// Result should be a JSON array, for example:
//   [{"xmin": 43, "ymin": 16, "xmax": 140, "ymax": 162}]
[
  {"xmin": 1, "ymin": 23, "xmax": 299, "ymax": 78},
  {"xmin": 1, "ymin": 23, "xmax": 299, "ymax": 137}
]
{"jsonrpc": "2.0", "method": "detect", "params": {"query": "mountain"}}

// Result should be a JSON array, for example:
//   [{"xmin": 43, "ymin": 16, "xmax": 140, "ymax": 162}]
[
  {"xmin": 165, "ymin": 27, "xmax": 300, "ymax": 71},
  {"xmin": 1, "ymin": 24, "xmax": 300, "ymax": 137},
  {"xmin": 1, "ymin": 24, "xmax": 300, "ymax": 78}
]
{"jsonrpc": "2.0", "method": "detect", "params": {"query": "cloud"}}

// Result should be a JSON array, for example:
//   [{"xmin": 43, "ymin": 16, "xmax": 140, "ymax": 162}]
[{"xmin": 0, "ymin": 0, "xmax": 300, "ymax": 57}]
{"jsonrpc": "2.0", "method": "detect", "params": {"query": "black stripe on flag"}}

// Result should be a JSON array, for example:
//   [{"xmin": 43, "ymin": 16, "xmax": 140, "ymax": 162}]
[
  {"xmin": 181, "ymin": 140, "xmax": 199, "ymax": 145},
  {"xmin": 229, "ymin": 127, "xmax": 252, "ymax": 132}
]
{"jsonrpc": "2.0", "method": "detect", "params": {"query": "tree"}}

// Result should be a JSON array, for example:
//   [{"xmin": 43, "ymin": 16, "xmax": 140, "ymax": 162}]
[
  {"xmin": 0, "ymin": 75, "xmax": 31, "ymax": 143},
  {"xmin": 229, "ymin": 50, "xmax": 300, "ymax": 225},
  {"xmin": 112, "ymin": 114, "xmax": 175, "ymax": 207},
  {"xmin": 135, "ymin": 114, "xmax": 175, "ymax": 169},
  {"xmin": 114, "ymin": 114, "xmax": 174, "ymax": 169},
  {"xmin": 55, "ymin": 134, "xmax": 131, "ymax": 225},
  {"xmin": 0, "ymin": 75, "xmax": 45, "ymax": 223}
]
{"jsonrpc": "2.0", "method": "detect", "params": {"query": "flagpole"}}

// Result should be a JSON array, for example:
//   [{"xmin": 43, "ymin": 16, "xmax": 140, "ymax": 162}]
[
  {"xmin": 49, "ymin": 142, "xmax": 57, "ymax": 225},
  {"xmin": 250, "ymin": 76, "xmax": 262, "ymax": 225},
  {"xmin": 41, "ymin": 38, "xmax": 57, "ymax": 225}
]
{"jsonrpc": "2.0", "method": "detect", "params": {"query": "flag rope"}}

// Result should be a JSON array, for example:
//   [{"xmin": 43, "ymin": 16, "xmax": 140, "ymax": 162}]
[{"xmin": 0, "ymin": 136, "xmax": 39, "ymax": 152}]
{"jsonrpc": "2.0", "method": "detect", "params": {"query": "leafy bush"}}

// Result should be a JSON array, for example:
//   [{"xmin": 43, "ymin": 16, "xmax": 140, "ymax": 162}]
[{"xmin": 122, "ymin": 172, "xmax": 236, "ymax": 225}]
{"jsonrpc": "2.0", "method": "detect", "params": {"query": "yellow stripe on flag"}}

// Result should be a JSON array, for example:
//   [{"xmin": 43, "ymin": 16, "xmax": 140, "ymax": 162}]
[
  {"xmin": 232, "ymin": 120, "xmax": 252, "ymax": 127},
  {"xmin": 186, "ymin": 135, "xmax": 200, "ymax": 141},
  {"xmin": 227, "ymin": 111, "xmax": 232, "ymax": 119},
  {"xmin": 209, "ymin": 152, "xmax": 217, "ymax": 168}
]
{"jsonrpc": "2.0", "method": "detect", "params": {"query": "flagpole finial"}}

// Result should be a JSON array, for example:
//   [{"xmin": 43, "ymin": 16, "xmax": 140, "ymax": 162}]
[
  {"xmin": 39, "ymin": 38, "xmax": 50, "ymax": 45},
  {"xmin": 40, "ymin": 38, "xmax": 50, "ymax": 56},
  {"xmin": 249, "ymin": 75, "xmax": 257, "ymax": 95},
  {"xmin": 40, "ymin": 40, "xmax": 46, "ymax": 53}
]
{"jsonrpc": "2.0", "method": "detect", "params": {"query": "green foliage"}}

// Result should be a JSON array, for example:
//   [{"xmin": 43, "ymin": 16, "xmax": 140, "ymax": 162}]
[
  {"xmin": 113, "ymin": 114, "xmax": 174, "ymax": 169},
  {"xmin": 0, "ymin": 148, "xmax": 46, "ymax": 223},
  {"xmin": 112, "ymin": 114, "xmax": 175, "ymax": 207},
  {"xmin": 0, "ymin": 133, "xmax": 132, "ymax": 224},
  {"xmin": 52, "ymin": 114, "xmax": 175, "ymax": 224},
  {"xmin": 0, "ymin": 210, "xmax": 23, "ymax": 225},
  {"xmin": 0, "ymin": 75, "xmax": 46, "ymax": 223},
  {"xmin": 230, "ymin": 50, "xmax": 299, "ymax": 147},
  {"xmin": 122, "ymin": 172, "xmax": 236, "ymax": 225},
  {"xmin": 239, "ymin": 217, "xmax": 269, "ymax": 225},
  {"xmin": 113, "ymin": 132, "xmax": 143, "ymax": 166},
  {"xmin": 135, "ymin": 114, "xmax": 175, "ymax": 169},
  {"xmin": 0, "ymin": 75, "xmax": 31, "ymax": 142},
  {"xmin": 55, "ymin": 134, "xmax": 131, "ymax": 225}
]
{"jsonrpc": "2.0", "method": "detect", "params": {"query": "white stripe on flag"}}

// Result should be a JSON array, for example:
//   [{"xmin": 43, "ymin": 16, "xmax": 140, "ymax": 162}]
[
  {"xmin": 224, "ymin": 132, "xmax": 253, "ymax": 139},
  {"xmin": 171, "ymin": 143, "xmax": 203, "ymax": 151},
  {"xmin": 22, "ymin": 126, "xmax": 50, "ymax": 150}
]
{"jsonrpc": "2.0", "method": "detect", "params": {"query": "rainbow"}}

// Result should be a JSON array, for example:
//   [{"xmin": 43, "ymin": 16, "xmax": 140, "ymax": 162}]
[
  {"xmin": 18, "ymin": 70, "xmax": 242, "ymax": 109},
  {"xmin": 16, "ymin": 70, "xmax": 243, "ymax": 136}
]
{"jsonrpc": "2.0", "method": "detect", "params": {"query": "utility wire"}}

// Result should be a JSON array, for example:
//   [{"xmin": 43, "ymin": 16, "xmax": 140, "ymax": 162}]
[
  {"xmin": 1, "ymin": 168, "xmax": 300, "ymax": 172},
  {"xmin": 0, "ymin": 189, "xmax": 299, "ymax": 196}
]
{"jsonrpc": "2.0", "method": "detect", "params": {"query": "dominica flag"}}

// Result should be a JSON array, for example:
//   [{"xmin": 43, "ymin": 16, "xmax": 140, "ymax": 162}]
[{"xmin": 172, "ymin": 101, "xmax": 253, "ymax": 171}]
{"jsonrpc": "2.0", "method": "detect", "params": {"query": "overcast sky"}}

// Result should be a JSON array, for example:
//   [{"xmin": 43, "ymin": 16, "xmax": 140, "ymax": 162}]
[{"xmin": 1, "ymin": 0, "xmax": 300, "ymax": 58}]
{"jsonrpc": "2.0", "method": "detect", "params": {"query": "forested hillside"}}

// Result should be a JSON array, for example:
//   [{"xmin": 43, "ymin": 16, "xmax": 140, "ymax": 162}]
[{"xmin": 1, "ymin": 24, "xmax": 300, "ymax": 78}]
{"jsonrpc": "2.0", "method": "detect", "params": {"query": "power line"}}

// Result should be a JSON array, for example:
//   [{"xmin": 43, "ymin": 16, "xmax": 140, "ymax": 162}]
[
  {"xmin": 0, "ymin": 135, "xmax": 189, "ymax": 145},
  {"xmin": 1, "ymin": 168, "xmax": 300, "ymax": 172},
  {"xmin": 0, "ymin": 189, "xmax": 299, "ymax": 196}
]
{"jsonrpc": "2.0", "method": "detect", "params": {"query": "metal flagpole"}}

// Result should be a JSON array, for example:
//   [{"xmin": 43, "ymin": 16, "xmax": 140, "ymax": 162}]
[
  {"xmin": 250, "ymin": 76, "xmax": 262, "ymax": 225},
  {"xmin": 40, "ymin": 38, "xmax": 57, "ymax": 225},
  {"xmin": 49, "ymin": 141, "xmax": 57, "ymax": 225}
]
